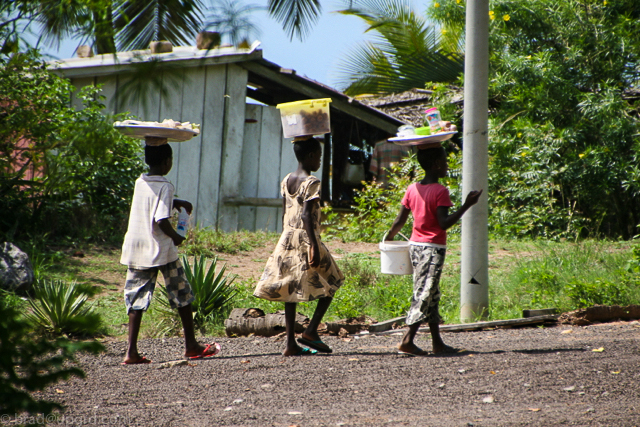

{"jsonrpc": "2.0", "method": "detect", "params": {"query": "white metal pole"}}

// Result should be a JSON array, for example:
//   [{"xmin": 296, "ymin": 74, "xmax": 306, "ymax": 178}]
[{"xmin": 460, "ymin": 0, "xmax": 490, "ymax": 322}]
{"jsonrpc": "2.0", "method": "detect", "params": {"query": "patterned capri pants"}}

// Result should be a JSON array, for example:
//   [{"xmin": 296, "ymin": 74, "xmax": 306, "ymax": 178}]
[
  {"xmin": 124, "ymin": 259, "xmax": 195, "ymax": 313},
  {"xmin": 405, "ymin": 245, "xmax": 447, "ymax": 326}
]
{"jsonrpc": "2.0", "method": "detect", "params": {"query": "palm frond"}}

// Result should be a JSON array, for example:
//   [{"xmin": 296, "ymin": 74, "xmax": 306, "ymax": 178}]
[
  {"xmin": 114, "ymin": 0, "xmax": 205, "ymax": 51},
  {"xmin": 204, "ymin": 0, "xmax": 264, "ymax": 46},
  {"xmin": 334, "ymin": 0, "xmax": 464, "ymax": 94},
  {"xmin": 267, "ymin": 0, "xmax": 321, "ymax": 41},
  {"xmin": 33, "ymin": 0, "xmax": 91, "ymax": 49}
]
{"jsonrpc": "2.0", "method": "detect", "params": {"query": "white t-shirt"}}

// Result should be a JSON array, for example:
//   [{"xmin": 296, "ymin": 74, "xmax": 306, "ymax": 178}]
[{"xmin": 120, "ymin": 174, "xmax": 178, "ymax": 268}]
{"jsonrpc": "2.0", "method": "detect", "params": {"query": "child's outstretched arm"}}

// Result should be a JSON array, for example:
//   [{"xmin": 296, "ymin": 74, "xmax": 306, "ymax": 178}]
[
  {"xmin": 301, "ymin": 201, "xmax": 321, "ymax": 267},
  {"xmin": 158, "ymin": 218, "xmax": 186, "ymax": 246},
  {"xmin": 385, "ymin": 205, "xmax": 411, "ymax": 241},
  {"xmin": 436, "ymin": 190, "xmax": 483, "ymax": 230}
]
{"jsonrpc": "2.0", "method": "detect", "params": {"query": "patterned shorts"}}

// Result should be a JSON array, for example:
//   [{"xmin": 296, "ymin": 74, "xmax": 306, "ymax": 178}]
[
  {"xmin": 405, "ymin": 245, "xmax": 447, "ymax": 326},
  {"xmin": 124, "ymin": 259, "xmax": 194, "ymax": 313}
]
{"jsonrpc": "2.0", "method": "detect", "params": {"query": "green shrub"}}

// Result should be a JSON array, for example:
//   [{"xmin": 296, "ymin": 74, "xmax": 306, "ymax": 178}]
[
  {"xmin": 1, "ymin": 52, "xmax": 145, "ymax": 245},
  {"xmin": 26, "ymin": 280, "xmax": 102, "ymax": 336},
  {"xmin": 0, "ymin": 293, "xmax": 103, "ymax": 418},
  {"xmin": 566, "ymin": 279, "xmax": 631, "ymax": 308},
  {"xmin": 157, "ymin": 255, "xmax": 238, "ymax": 334}
]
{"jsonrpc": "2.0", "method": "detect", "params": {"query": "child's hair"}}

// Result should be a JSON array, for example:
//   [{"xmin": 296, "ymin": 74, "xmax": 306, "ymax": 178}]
[
  {"xmin": 144, "ymin": 144, "xmax": 173, "ymax": 166},
  {"xmin": 293, "ymin": 137, "xmax": 321, "ymax": 162},
  {"xmin": 417, "ymin": 146, "xmax": 446, "ymax": 172}
]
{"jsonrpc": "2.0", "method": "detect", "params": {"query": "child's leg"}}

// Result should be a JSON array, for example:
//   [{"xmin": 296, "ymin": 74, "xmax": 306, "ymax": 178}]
[
  {"xmin": 429, "ymin": 321, "xmax": 459, "ymax": 354},
  {"xmin": 124, "ymin": 309, "xmax": 144, "ymax": 363},
  {"xmin": 398, "ymin": 322, "xmax": 428, "ymax": 355},
  {"xmin": 177, "ymin": 303, "xmax": 208, "ymax": 356},
  {"xmin": 161, "ymin": 260, "xmax": 218, "ymax": 358},
  {"xmin": 123, "ymin": 267, "xmax": 158, "ymax": 363},
  {"xmin": 283, "ymin": 302, "xmax": 304, "ymax": 356},
  {"xmin": 302, "ymin": 296, "xmax": 332, "ymax": 341}
]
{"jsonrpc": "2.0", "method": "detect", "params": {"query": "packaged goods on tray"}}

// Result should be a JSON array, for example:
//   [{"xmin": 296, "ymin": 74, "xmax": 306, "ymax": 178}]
[{"xmin": 113, "ymin": 119, "xmax": 200, "ymax": 143}]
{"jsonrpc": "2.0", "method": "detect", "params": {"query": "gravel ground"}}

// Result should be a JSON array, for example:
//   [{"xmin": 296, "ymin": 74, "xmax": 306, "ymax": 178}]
[{"xmin": 14, "ymin": 321, "xmax": 639, "ymax": 426}]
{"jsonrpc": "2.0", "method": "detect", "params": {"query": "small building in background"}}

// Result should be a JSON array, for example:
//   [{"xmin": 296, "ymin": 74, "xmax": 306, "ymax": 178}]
[{"xmin": 49, "ymin": 42, "xmax": 403, "ymax": 233}]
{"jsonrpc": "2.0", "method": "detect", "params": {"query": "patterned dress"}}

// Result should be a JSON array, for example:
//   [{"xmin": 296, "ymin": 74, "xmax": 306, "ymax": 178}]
[{"xmin": 254, "ymin": 174, "xmax": 344, "ymax": 302}]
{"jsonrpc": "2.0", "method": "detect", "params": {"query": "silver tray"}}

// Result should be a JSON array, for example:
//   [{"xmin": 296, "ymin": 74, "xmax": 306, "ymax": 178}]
[
  {"xmin": 114, "ymin": 125, "xmax": 199, "ymax": 142},
  {"xmin": 388, "ymin": 131, "xmax": 456, "ymax": 146}
]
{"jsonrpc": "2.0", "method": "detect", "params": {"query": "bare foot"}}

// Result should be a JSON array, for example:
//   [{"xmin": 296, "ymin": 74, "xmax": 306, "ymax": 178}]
[
  {"xmin": 185, "ymin": 343, "xmax": 220, "ymax": 359},
  {"xmin": 283, "ymin": 345, "xmax": 317, "ymax": 357},
  {"xmin": 301, "ymin": 331, "xmax": 321, "ymax": 342},
  {"xmin": 122, "ymin": 355, "xmax": 151, "ymax": 365},
  {"xmin": 397, "ymin": 343, "xmax": 429, "ymax": 356}
]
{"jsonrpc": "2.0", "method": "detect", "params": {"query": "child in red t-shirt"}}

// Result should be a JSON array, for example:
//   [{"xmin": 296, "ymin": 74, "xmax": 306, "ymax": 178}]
[{"xmin": 385, "ymin": 145, "xmax": 482, "ymax": 355}]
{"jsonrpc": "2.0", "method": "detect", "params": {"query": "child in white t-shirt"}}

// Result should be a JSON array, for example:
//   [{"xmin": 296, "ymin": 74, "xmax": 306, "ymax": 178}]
[{"xmin": 120, "ymin": 139, "xmax": 220, "ymax": 364}]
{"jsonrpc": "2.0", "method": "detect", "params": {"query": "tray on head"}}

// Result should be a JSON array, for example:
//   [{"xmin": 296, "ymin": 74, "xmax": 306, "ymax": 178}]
[
  {"xmin": 114, "ymin": 125, "xmax": 199, "ymax": 142},
  {"xmin": 388, "ymin": 131, "xmax": 456, "ymax": 146}
]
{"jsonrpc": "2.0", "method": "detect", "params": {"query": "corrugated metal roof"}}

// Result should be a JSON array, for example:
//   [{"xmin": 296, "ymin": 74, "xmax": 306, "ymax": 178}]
[{"xmin": 48, "ymin": 42, "xmax": 263, "ymax": 78}]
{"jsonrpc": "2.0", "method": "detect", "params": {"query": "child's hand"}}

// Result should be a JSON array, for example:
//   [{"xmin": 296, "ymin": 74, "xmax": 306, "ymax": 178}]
[
  {"xmin": 172, "ymin": 234, "xmax": 186, "ymax": 246},
  {"xmin": 464, "ymin": 190, "xmax": 483, "ymax": 207},
  {"xmin": 174, "ymin": 199, "xmax": 193, "ymax": 214},
  {"xmin": 309, "ymin": 244, "xmax": 321, "ymax": 268}
]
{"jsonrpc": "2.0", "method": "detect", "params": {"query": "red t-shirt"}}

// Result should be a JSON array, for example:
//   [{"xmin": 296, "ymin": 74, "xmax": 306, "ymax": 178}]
[{"xmin": 401, "ymin": 183, "xmax": 453, "ymax": 245}]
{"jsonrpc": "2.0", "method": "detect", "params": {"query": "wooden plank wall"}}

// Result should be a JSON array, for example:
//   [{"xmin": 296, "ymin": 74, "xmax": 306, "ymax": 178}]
[
  {"xmin": 216, "ymin": 63, "xmax": 248, "ymax": 232},
  {"xmin": 68, "ymin": 61, "xmax": 324, "ymax": 233}
]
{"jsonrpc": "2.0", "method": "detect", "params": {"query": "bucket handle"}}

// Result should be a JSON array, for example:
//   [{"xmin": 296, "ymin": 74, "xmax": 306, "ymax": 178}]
[{"xmin": 381, "ymin": 231, "xmax": 410, "ymax": 243}]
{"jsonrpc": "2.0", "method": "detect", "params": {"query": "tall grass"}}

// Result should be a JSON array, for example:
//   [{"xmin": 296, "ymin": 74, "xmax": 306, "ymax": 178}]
[{"xmin": 235, "ymin": 239, "xmax": 639, "ymax": 325}]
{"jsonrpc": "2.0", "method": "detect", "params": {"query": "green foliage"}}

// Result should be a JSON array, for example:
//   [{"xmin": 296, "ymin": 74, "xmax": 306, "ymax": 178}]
[
  {"xmin": 428, "ymin": 0, "xmax": 640, "ymax": 239},
  {"xmin": 1, "ymin": 52, "xmax": 145, "ymax": 244},
  {"xmin": 566, "ymin": 279, "xmax": 630, "ymax": 308},
  {"xmin": 335, "ymin": 0, "xmax": 464, "ymax": 94},
  {"xmin": 493, "ymin": 240, "xmax": 640, "ymax": 316},
  {"xmin": 0, "ymin": 292, "xmax": 103, "ymax": 418},
  {"xmin": 26, "ymin": 279, "xmax": 103, "ymax": 337},
  {"xmin": 157, "ymin": 255, "xmax": 238, "ymax": 334}
]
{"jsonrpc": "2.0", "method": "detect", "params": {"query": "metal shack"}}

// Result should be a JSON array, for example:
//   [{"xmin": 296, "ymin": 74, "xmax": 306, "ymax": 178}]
[{"xmin": 49, "ymin": 42, "xmax": 403, "ymax": 232}]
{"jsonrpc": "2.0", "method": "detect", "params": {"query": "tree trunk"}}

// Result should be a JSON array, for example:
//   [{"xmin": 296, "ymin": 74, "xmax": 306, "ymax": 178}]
[
  {"xmin": 224, "ymin": 308, "xmax": 308, "ymax": 337},
  {"xmin": 92, "ymin": 3, "xmax": 116, "ymax": 54}
]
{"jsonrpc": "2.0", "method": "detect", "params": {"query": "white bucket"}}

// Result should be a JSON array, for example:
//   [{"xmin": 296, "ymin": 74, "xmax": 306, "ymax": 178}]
[{"xmin": 379, "ymin": 232, "xmax": 413, "ymax": 275}]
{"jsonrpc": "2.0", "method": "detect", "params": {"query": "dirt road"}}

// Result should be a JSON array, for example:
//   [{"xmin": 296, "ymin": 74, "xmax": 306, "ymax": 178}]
[{"xmin": 27, "ymin": 321, "xmax": 640, "ymax": 426}]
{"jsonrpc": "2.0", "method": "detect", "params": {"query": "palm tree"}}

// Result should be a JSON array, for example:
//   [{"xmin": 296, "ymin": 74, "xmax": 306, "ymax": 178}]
[
  {"xmin": 31, "ymin": 0, "xmax": 204, "ymax": 54},
  {"xmin": 114, "ymin": 0, "xmax": 205, "ymax": 52},
  {"xmin": 334, "ymin": 0, "xmax": 464, "ymax": 95},
  {"xmin": 4, "ymin": 0, "xmax": 323, "ymax": 56}
]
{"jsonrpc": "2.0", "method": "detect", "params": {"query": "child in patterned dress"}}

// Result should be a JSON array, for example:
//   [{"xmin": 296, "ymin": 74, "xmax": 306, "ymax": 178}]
[
  {"xmin": 384, "ymin": 145, "xmax": 482, "ymax": 355},
  {"xmin": 254, "ymin": 137, "xmax": 344, "ymax": 356}
]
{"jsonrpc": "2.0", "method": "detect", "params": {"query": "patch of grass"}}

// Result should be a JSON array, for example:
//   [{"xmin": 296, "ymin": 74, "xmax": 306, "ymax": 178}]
[
  {"xmin": 183, "ymin": 227, "xmax": 278, "ymax": 256},
  {"xmin": 34, "ymin": 235, "xmax": 638, "ymax": 339},
  {"xmin": 235, "ymin": 239, "xmax": 638, "ymax": 326}
]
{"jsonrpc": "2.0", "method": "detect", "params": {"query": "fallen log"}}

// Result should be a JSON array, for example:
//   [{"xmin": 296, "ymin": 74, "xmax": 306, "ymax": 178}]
[
  {"xmin": 558, "ymin": 304, "xmax": 640, "ymax": 325},
  {"xmin": 224, "ymin": 308, "xmax": 308, "ymax": 337}
]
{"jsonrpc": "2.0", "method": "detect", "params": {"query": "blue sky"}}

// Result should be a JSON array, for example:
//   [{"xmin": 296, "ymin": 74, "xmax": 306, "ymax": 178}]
[{"xmin": 35, "ymin": 1, "xmax": 424, "ymax": 89}]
